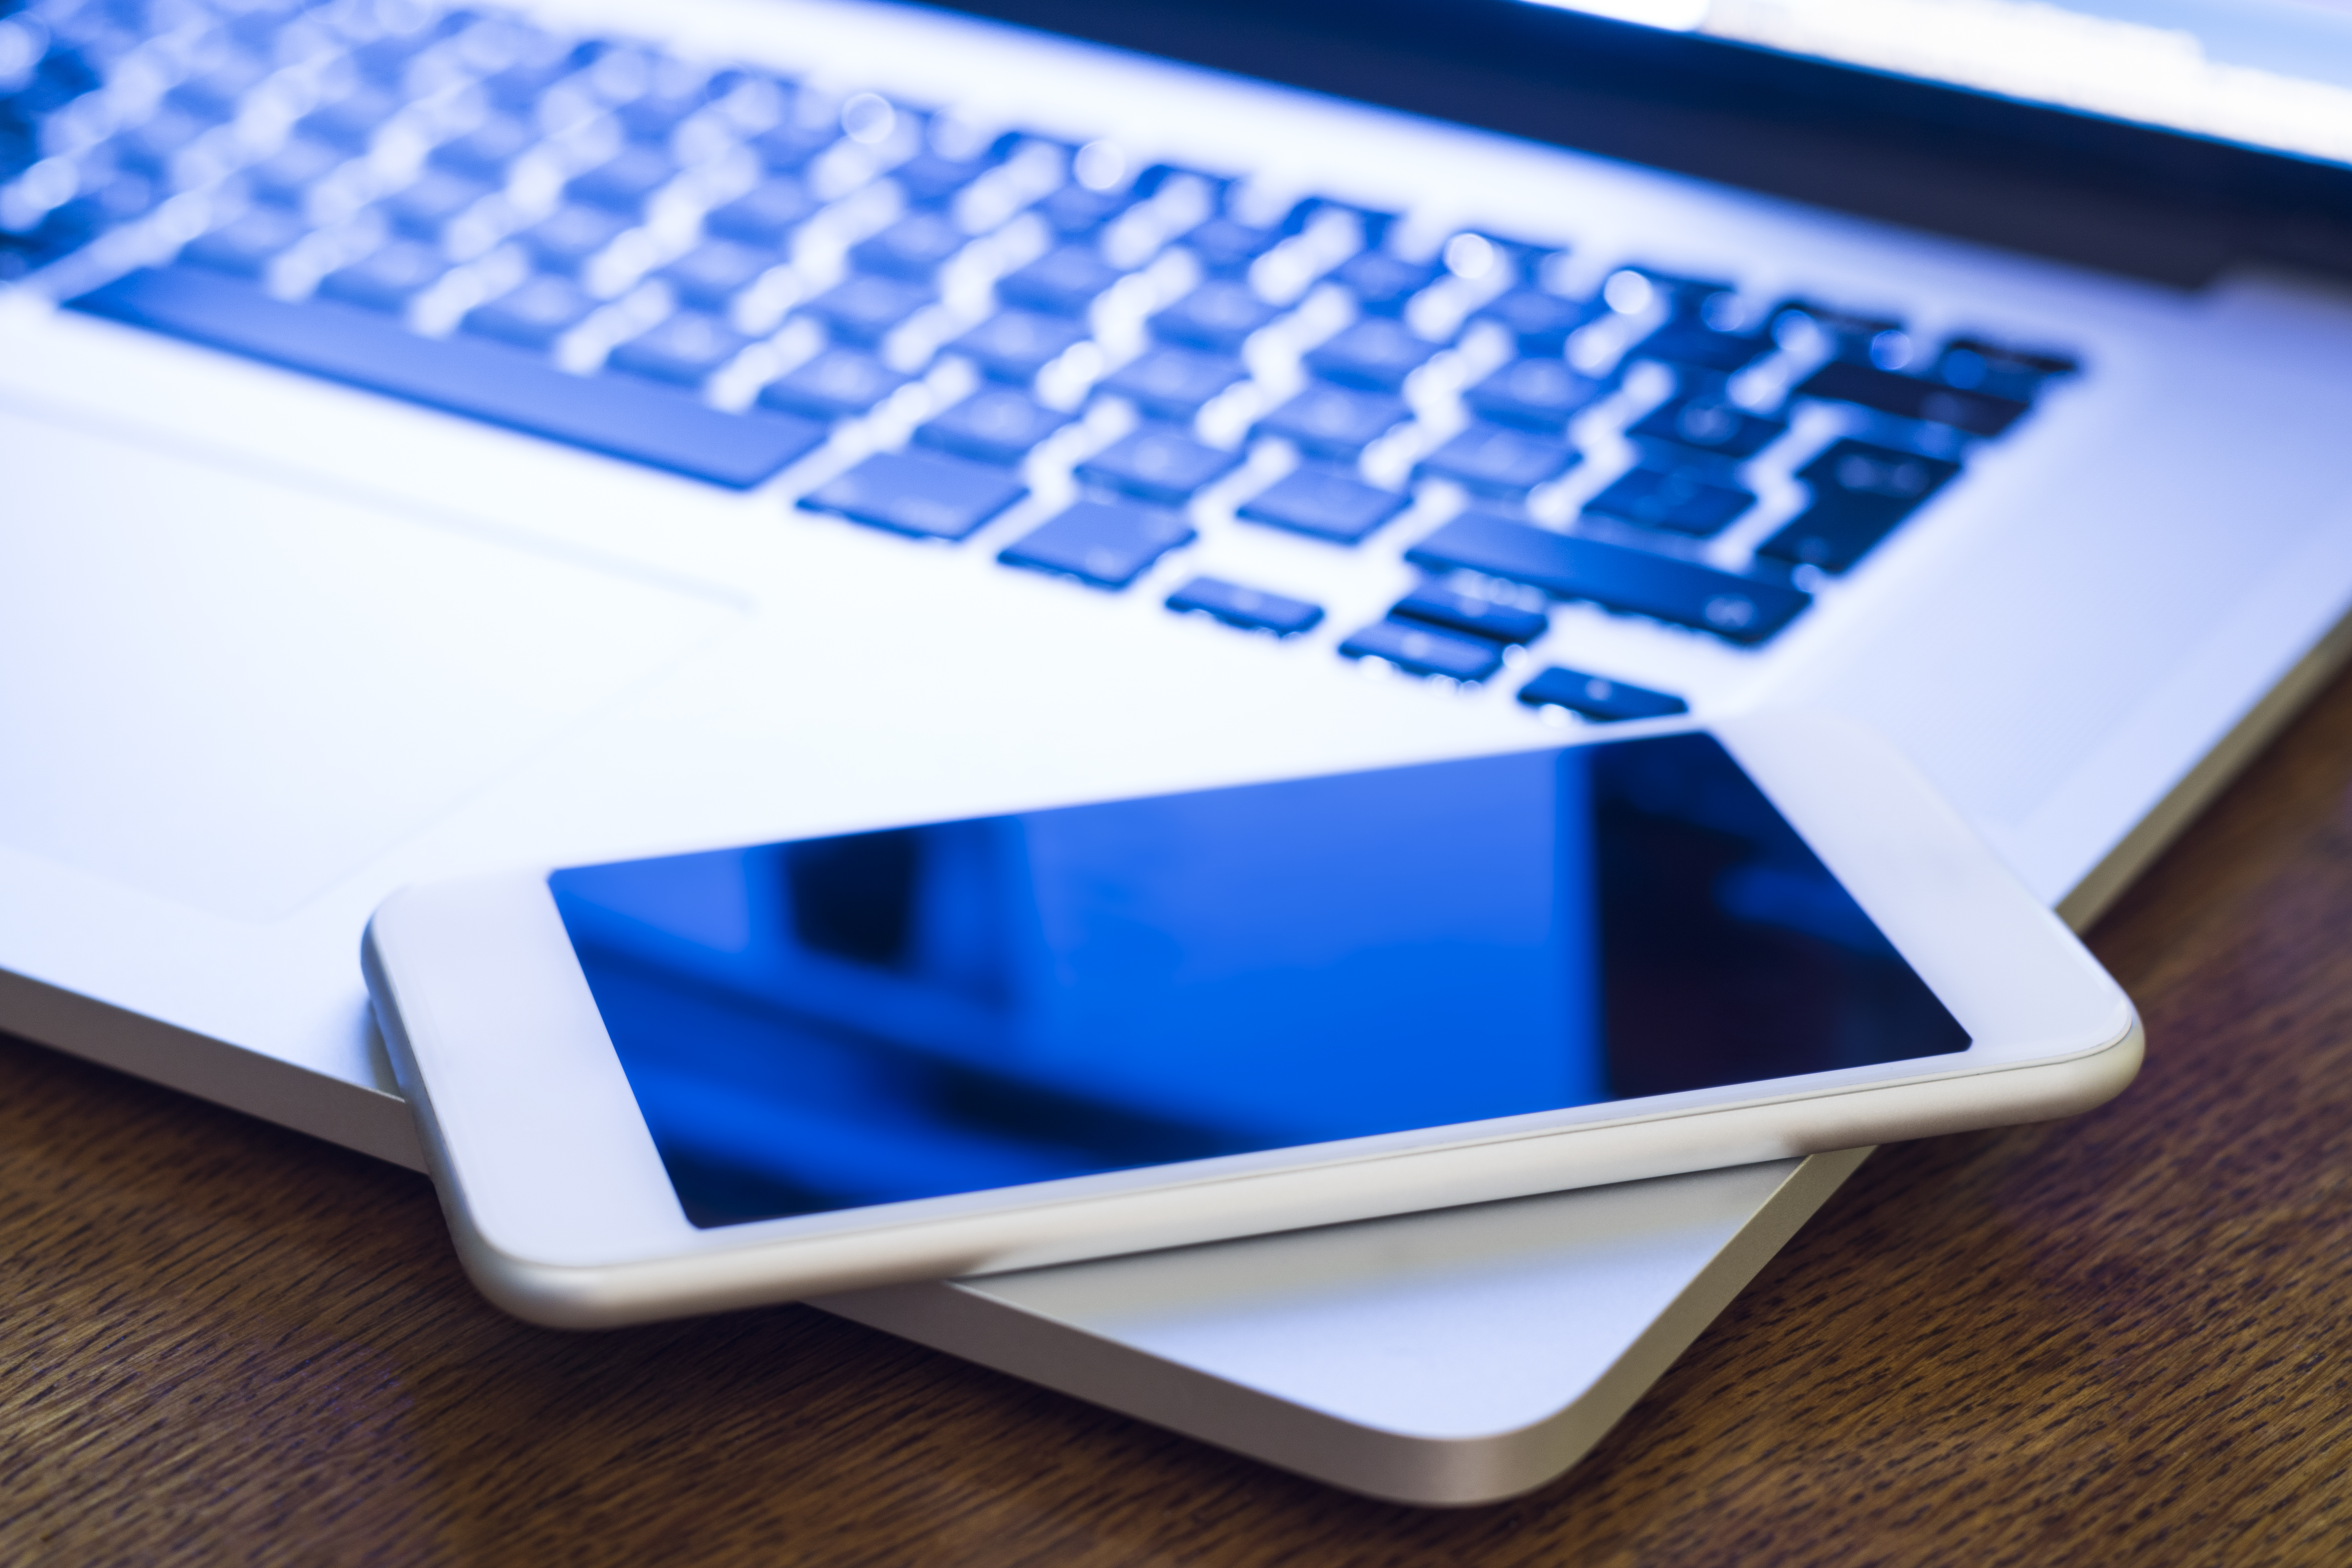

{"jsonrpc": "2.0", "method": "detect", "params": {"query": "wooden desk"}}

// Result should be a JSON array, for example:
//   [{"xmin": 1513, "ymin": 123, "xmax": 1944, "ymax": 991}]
[{"xmin": 6, "ymin": 677, "xmax": 2349, "ymax": 1565}]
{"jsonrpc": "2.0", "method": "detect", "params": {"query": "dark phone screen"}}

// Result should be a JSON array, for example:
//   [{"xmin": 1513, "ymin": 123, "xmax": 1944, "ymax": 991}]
[{"xmin": 550, "ymin": 733, "xmax": 1967, "ymax": 1228}]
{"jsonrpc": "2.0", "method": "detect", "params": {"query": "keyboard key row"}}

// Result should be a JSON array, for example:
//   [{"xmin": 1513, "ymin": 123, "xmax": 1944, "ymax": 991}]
[
  {"xmin": 73, "ymin": 259, "xmax": 1846, "ymax": 648},
  {"xmin": 1516, "ymin": 667, "xmax": 1689, "ymax": 721},
  {"xmin": 1339, "ymin": 620, "xmax": 1504, "ymax": 683},
  {"xmin": 804, "ymin": 448, "xmax": 1025, "ymax": 539},
  {"xmin": 1166, "ymin": 577, "xmax": 1325, "ymax": 636},
  {"xmin": 915, "ymin": 387, "xmax": 1071, "ymax": 465},
  {"xmin": 1405, "ymin": 512, "xmax": 1811, "ymax": 644},
  {"xmin": 1001, "ymin": 499, "xmax": 1195, "ymax": 588},
  {"xmin": 1756, "ymin": 438, "xmax": 1961, "ymax": 571},
  {"xmin": 72, "ymin": 263, "xmax": 828, "ymax": 487},
  {"xmin": 12, "ymin": 0, "xmax": 2085, "ymax": 733}
]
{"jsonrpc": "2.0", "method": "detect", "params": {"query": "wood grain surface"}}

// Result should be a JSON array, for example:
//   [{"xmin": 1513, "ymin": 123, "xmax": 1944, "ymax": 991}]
[{"xmin": 6, "ymin": 675, "xmax": 2350, "ymax": 1566}]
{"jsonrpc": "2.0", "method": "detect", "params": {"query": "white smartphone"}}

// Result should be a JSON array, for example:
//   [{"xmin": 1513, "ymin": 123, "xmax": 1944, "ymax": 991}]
[{"xmin": 363, "ymin": 711, "xmax": 2139, "ymax": 1328}]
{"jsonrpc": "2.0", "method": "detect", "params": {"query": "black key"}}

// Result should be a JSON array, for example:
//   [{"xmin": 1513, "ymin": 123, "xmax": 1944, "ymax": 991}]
[
  {"xmin": 81, "ymin": 170, "xmax": 165, "ymax": 225},
  {"xmin": 1138, "ymin": 165, "xmax": 1227, "ymax": 203},
  {"xmin": 895, "ymin": 149, "xmax": 997, "ymax": 206},
  {"xmin": 1630, "ymin": 318, "xmax": 1771, "ymax": 374},
  {"xmin": 1037, "ymin": 183, "xmax": 1135, "ymax": 236},
  {"xmin": 804, "ymin": 274, "xmax": 934, "ymax": 343},
  {"xmin": 567, "ymin": 145, "xmax": 677, "ymax": 214},
  {"xmin": 915, "ymin": 387, "xmax": 1072, "ymax": 465},
  {"xmin": 1390, "ymin": 586, "xmax": 1548, "ymax": 644},
  {"xmin": 1184, "ymin": 214, "xmax": 1280, "ymax": 274},
  {"xmin": 607, "ymin": 310, "xmax": 752, "ymax": 386},
  {"xmin": 618, "ymin": 83, "xmax": 715, "ymax": 143},
  {"xmin": 1334, "ymin": 251, "xmax": 1438, "ymax": 316},
  {"xmin": 1795, "ymin": 359, "xmax": 2026, "ymax": 437},
  {"xmin": 1769, "ymin": 299, "xmax": 1898, "ymax": 363},
  {"xmin": 803, "ymin": 449, "xmax": 1027, "ymax": 540},
  {"xmin": 180, "ymin": 206, "xmax": 309, "ymax": 277},
  {"xmin": 1463, "ymin": 358, "xmax": 1605, "ymax": 432},
  {"xmin": 1797, "ymin": 437, "xmax": 1960, "ymax": 508},
  {"xmin": 463, "ymin": 274, "xmax": 597, "ymax": 350},
  {"xmin": 1473, "ymin": 288, "xmax": 1595, "ymax": 355},
  {"xmin": 522, "ymin": 205, "xmax": 633, "ymax": 272},
  {"xmin": 1000, "ymin": 499, "xmax": 1194, "ymax": 588},
  {"xmin": 110, "ymin": 108, "xmax": 209, "ymax": 178},
  {"xmin": 113, "ymin": 117, "xmax": 209, "ymax": 187},
  {"xmin": 1150, "ymin": 281, "xmax": 1281, "ymax": 352},
  {"xmin": 1096, "ymin": 346, "xmax": 1245, "ymax": 419},
  {"xmin": 168, "ymin": 55, "xmax": 270, "ymax": 122},
  {"xmin": 1405, "ymin": 512, "xmax": 1810, "ymax": 644},
  {"xmin": 1305, "ymin": 316, "xmax": 1437, "ymax": 390},
  {"xmin": 1414, "ymin": 422, "xmax": 1578, "ymax": 497},
  {"xmin": 1338, "ymin": 620, "xmax": 1503, "ymax": 682},
  {"xmin": 1516, "ymin": 666, "xmax": 1688, "ymax": 722},
  {"xmin": 297, "ymin": 84, "xmax": 402, "ymax": 150},
  {"xmin": 1582, "ymin": 465, "xmax": 1754, "ymax": 535},
  {"xmin": 997, "ymin": 244, "xmax": 1125, "ymax": 316},
  {"xmin": 381, "ymin": 169, "xmax": 494, "ymax": 238},
  {"xmin": 2, "ymin": 201, "xmax": 105, "ymax": 272},
  {"xmin": 1626, "ymin": 394, "xmax": 1786, "ymax": 461},
  {"xmin": 70, "ymin": 265, "xmax": 826, "ymax": 488},
  {"xmin": 951, "ymin": 310, "xmax": 1092, "ymax": 381},
  {"xmin": 702, "ymin": 177, "xmax": 817, "ymax": 246},
  {"xmin": 430, "ymin": 114, "xmax": 539, "ymax": 180},
  {"xmin": 751, "ymin": 120, "xmax": 840, "ymax": 171},
  {"xmin": 350, "ymin": 18, "xmax": 446, "ymax": 82},
  {"xmin": 0, "ymin": 120, "xmax": 31, "ymax": 188},
  {"xmin": 1755, "ymin": 505, "xmax": 1906, "ymax": 575},
  {"xmin": 19, "ymin": 36, "xmax": 100, "ymax": 109},
  {"xmin": 659, "ymin": 240, "xmax": 780, "ymax": 310},
  {"xmin": 483, "ymin": 43, "xmax": 590, "ymax": 109},
  {"xmin": 1076, "ymin": 425, "xmax": 1242, "ymax": 505},
  {"xmin": 316, "ymin": 239, "xmax": 449, "ymax": 312},
  {"xmin": 849, "ymin": 211, "xmax": 967, "ymax": 279},
  {"xmin": 759, "ymin": 347, "xmax": 911, "ymax": 421},
  {"xmin": 1618, "ymin": 267, "xmax": 1735, "ymax": 312},
  {"xmin": 245, "ymin": 137, "xmax": 346, "ymax": 203},
  {"xmin": 1461, "ymin": 230, "xmax": 1560, "ymax": 272},
  {"xmin": 1237, "ymin": 466, "xmax": 1408, "ymax": 545},
  {"xmin": 1166, "ymin": 576, "xmax": 1324, "ymax": 635},
  {"xmin": 1756, "ymin": 438, "xmax": 1960, "ymax": 573},
  {"xmin": 223, "ymin": 8, "xmax": 296, "ymax": 51},
  {"xmin": 1254, "ymin": 383, "xmax": 1409, "ymax": 460},
  {"xmin": 1932, "ymin": 337, "xmax": 2077, "ymax": 401}
]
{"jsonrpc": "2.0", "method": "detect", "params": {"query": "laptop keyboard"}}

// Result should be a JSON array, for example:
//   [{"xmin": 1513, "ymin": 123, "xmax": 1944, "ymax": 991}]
[{"xmin": 0, "ymin": 0, "xmax": 2081, "ymax": 724}]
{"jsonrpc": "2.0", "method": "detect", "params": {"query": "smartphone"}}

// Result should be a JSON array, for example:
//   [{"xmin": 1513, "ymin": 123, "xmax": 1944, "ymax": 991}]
[{"xmin": 363, "ymin": 713, "xmax": 2139, "ymax": 1327}]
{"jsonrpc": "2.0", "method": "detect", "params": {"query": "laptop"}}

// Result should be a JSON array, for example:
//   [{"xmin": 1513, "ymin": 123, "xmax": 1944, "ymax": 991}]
[{"xmin": 5, "ymin": 0, "xmax": 2351, "ymax": 1507}]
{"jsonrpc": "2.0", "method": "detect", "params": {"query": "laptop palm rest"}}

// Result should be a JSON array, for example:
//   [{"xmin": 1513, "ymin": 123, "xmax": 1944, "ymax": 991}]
[{"xmin": 0, "ymin": 406, "xmax": 740, "ymax": 922}]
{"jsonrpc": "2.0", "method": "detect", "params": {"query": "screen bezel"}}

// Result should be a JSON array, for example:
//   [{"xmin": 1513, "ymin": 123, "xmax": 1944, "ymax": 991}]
[
  {"xmin": 369, "ymin": 711, "xmax": 2134, "ymax": 1298},
  {"xmin": 916, "ymin": 0, "xmax": 2352, "ymax": 287}
]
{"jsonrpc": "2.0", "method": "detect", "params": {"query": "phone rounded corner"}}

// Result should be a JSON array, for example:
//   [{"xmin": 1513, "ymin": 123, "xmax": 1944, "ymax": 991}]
[
  {"xmin": 1957, "ymin": 1000, "xmax": 2147, "ymax": 1135},
  {"xmin": 448, "ymin": 1224, "xmax": 641, "ymax": 1331},
  {"xmin": 359, "ymin": 878, "xmax": 434, "ymax": 958},
  {"xmin": 2058, "ymin": 999, "xmax": 2146, "ymax": 1113}
]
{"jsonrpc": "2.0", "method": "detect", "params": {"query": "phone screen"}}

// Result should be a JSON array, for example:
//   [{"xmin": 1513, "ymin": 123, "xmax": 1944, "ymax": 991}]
[{"xmin": 549, "ymin": 733, "xmax": 1967, "ymax": 1227}]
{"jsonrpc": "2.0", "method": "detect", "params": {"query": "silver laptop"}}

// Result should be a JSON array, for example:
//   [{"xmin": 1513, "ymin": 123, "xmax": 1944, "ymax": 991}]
[{"xmin": 5, "ymin": 0, "xmax": 2351, "ymax": 1507}]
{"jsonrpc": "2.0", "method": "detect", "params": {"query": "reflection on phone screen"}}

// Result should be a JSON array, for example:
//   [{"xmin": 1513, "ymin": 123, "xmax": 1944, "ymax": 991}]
[{"xmin": 550, "ymin": 733, "xmax": 1967, "ymax": 1227}]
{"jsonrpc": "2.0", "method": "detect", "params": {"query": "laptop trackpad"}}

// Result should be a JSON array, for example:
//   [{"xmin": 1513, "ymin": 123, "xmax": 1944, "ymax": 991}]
[{"xmin": 0, "ymin": 409, "xmax": 741, "ymax": 921}]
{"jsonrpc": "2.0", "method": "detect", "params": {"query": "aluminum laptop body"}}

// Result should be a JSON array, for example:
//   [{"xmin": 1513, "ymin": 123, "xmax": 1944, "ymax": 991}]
[{"xmin": 5, "ymin": 0, "xmax": 2351, "ymax": 1506}]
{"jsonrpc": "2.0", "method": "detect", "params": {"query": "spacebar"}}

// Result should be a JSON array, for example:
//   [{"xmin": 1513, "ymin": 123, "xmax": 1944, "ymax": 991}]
[
  {"xmin": 1405, "ymin": 512, "xmax": 1811, "ymax": 644},
  {"xmin": 65, "ymin": 265, "xmax": 825, "ymax": 489}
]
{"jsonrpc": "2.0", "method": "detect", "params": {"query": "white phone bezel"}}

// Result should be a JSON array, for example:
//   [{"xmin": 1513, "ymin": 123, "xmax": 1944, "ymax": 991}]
[{"xmin": 364, "ymin": 710, "xmax": 2140, "ymax": 1326}]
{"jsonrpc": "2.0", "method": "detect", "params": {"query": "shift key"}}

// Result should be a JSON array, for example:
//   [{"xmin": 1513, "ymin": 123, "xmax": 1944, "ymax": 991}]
[{"xmin": 1405, "ymin": 512, "xmax": 1811, "ymax": 644}]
